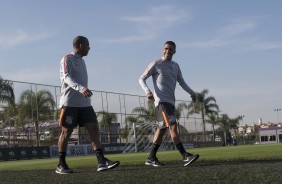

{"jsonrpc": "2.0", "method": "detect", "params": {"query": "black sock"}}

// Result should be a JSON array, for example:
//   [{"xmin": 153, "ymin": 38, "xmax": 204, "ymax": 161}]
[
  {"xmin": 58, "ymin": 152, "xmax": 66, "ymax": 166},
  {"xmin": 148, "ymin": 144, "xmax": 160, "ymax": 159},
  {"xmin": 175, "ymin": 143, "xmax": 187, "ymax": 157},
  {"xmin": 95, "ymin": 148, "xmax": 105, "ymax": 163}
]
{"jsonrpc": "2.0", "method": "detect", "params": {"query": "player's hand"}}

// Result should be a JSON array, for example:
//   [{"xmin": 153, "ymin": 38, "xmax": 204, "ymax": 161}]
[
  {"xmin": 191, "ymin": 93, "xmax": 196, "ymax": 103},
  {"xmin": 81, "ymin": 87, "xmax": 93, "ymax": 97},
  {"xmin": 147, "ymin": 92, "xmax": 155, "ymax": 101}
]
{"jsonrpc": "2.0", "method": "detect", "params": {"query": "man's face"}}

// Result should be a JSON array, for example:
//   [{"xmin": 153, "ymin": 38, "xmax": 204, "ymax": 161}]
[{"xmin": 163, "ymin": 44, "xmax": 176, "ymax": 60}]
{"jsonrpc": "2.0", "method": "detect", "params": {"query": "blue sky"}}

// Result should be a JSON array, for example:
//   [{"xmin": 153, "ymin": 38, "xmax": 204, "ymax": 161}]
[{"xmin": 0, "ymin": 0, "xmax": 282, "ymax": 125}]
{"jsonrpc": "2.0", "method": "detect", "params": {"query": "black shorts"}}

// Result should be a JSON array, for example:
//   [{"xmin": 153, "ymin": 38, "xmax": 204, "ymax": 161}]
[
  {"xmin": 155, "ymin": 102, "xmax": 176, "ymax": 129},
  {"xmin": 59, "ymin": 106, "xmax": 98, "ymax": 129}
]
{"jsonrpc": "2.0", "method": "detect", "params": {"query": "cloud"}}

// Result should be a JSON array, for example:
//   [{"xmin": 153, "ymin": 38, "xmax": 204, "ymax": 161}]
[
  {"xmin": 0, "ymin": 30, "xmax": 52, "ymax": 49},
  {"xmin": 216, "ymin": 19, "xmax": 256, "ymax": 38},
  {"xmin": 182, "ymin": 18, "xmax": 282, "ymax": 50},
  {"xmin": 211, "ymin": 82, "xmax": 282, "ymax": 98},
  {"xmin": 102, "ymin": 34, "xmax": 154, "ymax": 43},
  {"xmin": 102, "ymin": 5, "xmax": 192, "ymax": 43},
  {"xmin": 182, "ymin": 39, "xmax": 228, "ymax": 48},
  {"xmin": 248, "ymin": 42, "xmax": 282, "ymax": 50},
  {"xmin": 182, "ymin": 19, "xmax": 257, "ymax": 49},
  {"xmin": 5, "ymin": 67, "xmax": 58, "ymax": 86},
  {"xmin": 122, "ymin": 5, "xmax": 189, "ymax": 27}
]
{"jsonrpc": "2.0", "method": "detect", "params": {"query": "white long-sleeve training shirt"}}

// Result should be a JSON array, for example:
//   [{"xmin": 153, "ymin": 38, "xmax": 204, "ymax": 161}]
[
  {"xmin": 139, "ymin": 57, "xmax": 195, "ymax": 107},
  {"xmin": 59, "ymin": 52, "xmax": 91, "ymax": 108}
]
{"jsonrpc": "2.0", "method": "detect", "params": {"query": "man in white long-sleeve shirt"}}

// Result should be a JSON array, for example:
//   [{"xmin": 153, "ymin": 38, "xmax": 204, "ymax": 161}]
[
  {"xmin": 139, "ymin": 41, "xmax": 199, "ymax": 167},
  {"xmin": 56, "ymin": 36, "xmax": 120, "ymax": 174}
]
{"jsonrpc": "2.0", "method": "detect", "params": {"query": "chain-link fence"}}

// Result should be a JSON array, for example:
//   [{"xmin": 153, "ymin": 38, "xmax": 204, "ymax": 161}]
[{"xmin": 0, "ymin": 80, "xmax": 221, "ymax": 149}]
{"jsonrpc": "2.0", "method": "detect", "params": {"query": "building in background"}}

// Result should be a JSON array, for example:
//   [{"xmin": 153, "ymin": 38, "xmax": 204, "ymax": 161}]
[{"xmin": 259, "ymin": 123, "xmax": 282, "ymax": 144}]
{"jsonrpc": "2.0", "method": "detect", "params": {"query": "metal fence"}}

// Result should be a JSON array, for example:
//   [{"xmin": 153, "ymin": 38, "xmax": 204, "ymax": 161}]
[{"xmin": 0, "ymin": 80, "xmax": 213, "ymax": 148}]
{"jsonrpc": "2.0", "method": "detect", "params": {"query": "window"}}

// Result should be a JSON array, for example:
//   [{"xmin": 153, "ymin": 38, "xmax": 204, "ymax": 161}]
[
  {"xmin": 269, "ymin": 135, "xmax": 276, "ymax": 141},
  {"xmin": 261, "ymin": 136, "xmax": 268, "ymax": 142}
]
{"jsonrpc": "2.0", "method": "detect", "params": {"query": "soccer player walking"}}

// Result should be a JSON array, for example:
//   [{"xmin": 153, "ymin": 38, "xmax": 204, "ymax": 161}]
[
  {"xmin": 56, "ymin": 36, "xmax": 120, "ymax": 174},
  {"xmin": 139, "ymin": 41, "xmax": 199, "ymax": 167}
]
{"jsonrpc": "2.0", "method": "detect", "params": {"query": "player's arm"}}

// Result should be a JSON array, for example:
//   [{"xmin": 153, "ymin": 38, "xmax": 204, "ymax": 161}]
[
  {"xmin": 139, "ymin": 62, "xmax": 155, "ymax": 100},
  {"xmin": 61, "ymin": 56, "xmax": 92, "ymax": 97},
  {"xmin": 177, "ymin": 66, "xmax": 196, "ymax": 102}
]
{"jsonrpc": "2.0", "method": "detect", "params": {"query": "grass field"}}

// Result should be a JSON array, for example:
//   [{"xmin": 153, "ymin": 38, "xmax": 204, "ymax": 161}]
[{"xmin": 1, "ymin": 144, "xmax": 282, "ymax": 184}]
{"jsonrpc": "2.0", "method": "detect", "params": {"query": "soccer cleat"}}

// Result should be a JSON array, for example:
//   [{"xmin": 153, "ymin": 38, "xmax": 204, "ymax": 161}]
[
  {"xmin": 97, "ymin": 158, "xmax": 120, "ymax": 171},
  {"xmin": 55, "ymin": 163, "xmax": 73, "ymax": 174},
  {"xmin": 145, "ymin": 157, "xmax": 164, "ymax": 167},
  {"xmin": 183, "ymin": 153, "xmax": 199, "ymax": 167}
]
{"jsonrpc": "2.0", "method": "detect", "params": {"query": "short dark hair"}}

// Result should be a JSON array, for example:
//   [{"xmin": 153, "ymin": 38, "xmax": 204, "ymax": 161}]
[
  {"xmin": 164, "ymin": 41, "xmax": 176, "ymax": 49},
  {"xmin": 73, "ymin": 36, "xmax": 88, "ymax": 48}
]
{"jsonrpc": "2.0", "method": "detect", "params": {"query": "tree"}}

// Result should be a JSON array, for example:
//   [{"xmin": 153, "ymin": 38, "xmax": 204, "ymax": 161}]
[
  {"xmin": 122, "ymin": 100, "xmax": 156, "ymax": 146},
  {"xmin": 97, "ymin": 111, "xmax": 118, "ymax": 143},
  {"xmin": 129, "ymin": 101, "xmax": 190, "ymax": 145},
  {"xmin": 218, "ymin": 114, "xmax": 241, "ymax": 146},
  {"xmin": 0, "ymin": 77, "xmax": 16, "ymax": 146},
  {"xmin": 0, "ymin": 102, "xmax": 17, "ymax": 147},
  {"xmin": 0, "ymin": 76, "xmax": 15, "ymax": 104},
  {"xmin": 120, "ymin": 115, "xmax": 140, "ymax": 141},
  {"xmin": 119, "ymin": 123, "xmax": 129, "ymax": 141},
  {"xmin": 97, "ymin": 111, "xmax": 118, "ymax": 130},
  {"xmin": 17, "ymin": 89, "xmax": 55, "ymax": 146},
  {"xmin": 0, "ymin": 103, "xmax": 17, "ymax": 127},
  {"xmin": 174, "ymin": 102, "xmax": 188, "ymax": 120},
  {"xmin": 131, "ymin": 100, "xmax": 155, "ymax": 123},
  {"xmin": 131, "ymin": 100, "xmax": 155, "ymax": 132},
  {"xmin": 187, "ymin": 89, "xmax": 219, "ymax": 141},
  {"xmin": 174, "ymin": 102, "xmax": 190, "ymax": 138},
  {"xmin": 206, "ymin": 111, "xmax": 219, "ymax": 146},
  {"xmin": 132, "ymin": 100, "xmax": 188, "ymax": 125}
]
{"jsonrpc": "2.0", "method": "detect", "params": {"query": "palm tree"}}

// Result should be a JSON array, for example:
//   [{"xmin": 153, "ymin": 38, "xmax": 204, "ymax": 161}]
[
  {"xmin": 97, "ymin": 111, "xmax": 118, "ymax": 143},
  {"xmin": 17, "ymin": 89, "xmax": 55, "ymax": 146},
  {"xmin": 0, "ymin": 76, "xmax": 15, "ymax": 104},
  {"xmin": 129, "ymin": 100, "xmax": 156, "ymax": 135},
  {"xmin": 0, "ymin": 77, "xmax": 16, "ymax": 146},
  {"xmin": 174, "ymin": 102, "xmax": 189, "ymax": 138},
  {"xmin": 187, "ymin": 89, "xmax": 219, "ymax": 141},
  {"xmin": 130, "ymin": 101, "xmax": 190, "ymax": 143},
  {"xmin": 174, "ymin": 102, "xmax": 188, "ymax": 120},
  {"xmin": 131, "ymin": 101, "xmax": 190, "ymax": 134},
  {"xmin": 119, "ymin": 123, "xmax": 130, "ymax": 141},
  {"xmin": 206, "ymin": 111, "xmax": 219, "ymax": 146},
  {"xmin": 218, "ymin": 114, "xmax": 242, "ymax": 146},
  {"xmin": 132, "ymin": 100, "xmax": 188, "ymax": 123},
  {"xmin": 97, "ymin": 111, "xmax": 118, "ymax": 130},
  {"xmin": 131, "ymin": 100, "xmax": 155, "ymax": 122},
  {"xmin": 0, "ymin": 102, "xmax": 17, "ymax": 146},
  {"xmin": 122, "ymin": 101, "xmax": 157, "ymax": 151}
]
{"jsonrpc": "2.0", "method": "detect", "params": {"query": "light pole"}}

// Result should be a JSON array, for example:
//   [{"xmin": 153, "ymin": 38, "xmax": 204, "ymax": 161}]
[{"xmin": 274, "ymin": 109, "xmax": 281, "ymax": 123}]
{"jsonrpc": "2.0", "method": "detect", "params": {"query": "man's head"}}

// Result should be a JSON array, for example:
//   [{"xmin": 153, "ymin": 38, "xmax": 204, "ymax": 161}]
[
  {"xmin": 73, "ymin": 36, "xmax": 90, "ymax": 57},
  {"xmin": 163, "ymin": 41, "xmax": 176, "ymax": 61}
]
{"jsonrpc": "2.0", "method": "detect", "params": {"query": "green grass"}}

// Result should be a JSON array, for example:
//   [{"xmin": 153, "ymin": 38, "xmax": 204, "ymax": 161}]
[
  {"xmin": 1, "ymin": 144, "xmax": 282, "ymax": 171},
  {"xmin": 1, "ymin": 144, "xmax": 282, "ymax": 184}
]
